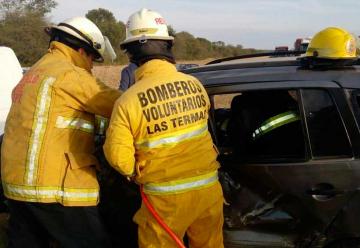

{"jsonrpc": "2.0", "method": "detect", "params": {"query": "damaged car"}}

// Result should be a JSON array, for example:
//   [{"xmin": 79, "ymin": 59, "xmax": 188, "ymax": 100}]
[
  {"xmin": 95, "ymin": 52, "xmax": 360, "ymax": 248},
  {"xmin": 182, "ymin": 52, "xmax": 360, "ymax": 247}
]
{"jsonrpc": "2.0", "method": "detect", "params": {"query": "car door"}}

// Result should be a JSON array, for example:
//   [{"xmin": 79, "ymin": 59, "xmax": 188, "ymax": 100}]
[{"xmin": 208, "ymin": 81, "xmax": 360, "ymax": 244}]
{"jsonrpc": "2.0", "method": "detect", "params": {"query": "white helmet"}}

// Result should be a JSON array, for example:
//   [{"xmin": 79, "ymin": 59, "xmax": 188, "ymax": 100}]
[
  {"xmin": 120, "ymin": 8, "xmax": 174, "ymax": 49},
  {"xmin": 46, "ymin": 16, "xmax": 116, "ymax": 62}
]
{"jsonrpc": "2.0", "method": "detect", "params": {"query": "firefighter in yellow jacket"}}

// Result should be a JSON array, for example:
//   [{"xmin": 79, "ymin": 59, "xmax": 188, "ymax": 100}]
[
  {"xmin": 104, "ymin": 8, "xmax": 224, "ymax": 248},
  {"xmin": 1, "ymin": 17, "xmax": 121, "ymax": 247}
]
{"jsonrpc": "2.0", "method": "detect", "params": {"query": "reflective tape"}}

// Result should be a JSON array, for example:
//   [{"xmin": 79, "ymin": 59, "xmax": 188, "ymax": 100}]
[
  {"xmin": 143, "ymin": 171, "xmax": 218, "ymax": 195},
  {"xmin": 3, "ymin": 182, "xmax": 99, "ymax": 203},
  {"xmin": 25, "ymin": 77, "xmax": 56, "ymax": 185},
  {"xmin": 95, "ymin": 115, "xmax": 108, "ymax": 135},
  {"xmin": 252, "ymin": 111, "xmax": 300, "ymax": 140},
  {"xmin": 130, "ymin": 28, "xmax": 158, "ymax": 36},
  {"xmin": 136, "ymin": 123, "xmax": 208, "ymax": 149},
  {"xmin": 56, "ymin": 116, "xmax": 94, "ymax": 133}
]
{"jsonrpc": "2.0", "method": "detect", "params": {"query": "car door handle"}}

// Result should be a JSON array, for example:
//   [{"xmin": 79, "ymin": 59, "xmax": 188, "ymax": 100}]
[
  {"xmin": 306, "ymin": 183, "xmax": 343, "ymax": 201},
  {"xmin": 306, "ymin": 189, "xmax": 340, "ymax": 196}
]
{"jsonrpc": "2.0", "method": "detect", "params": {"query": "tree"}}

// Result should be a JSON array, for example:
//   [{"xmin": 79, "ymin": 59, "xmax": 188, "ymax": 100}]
[
  {"xmin": 0, "ymin": 0, "xmax": 57, "ymax": 15},
  {"xmin": 173, "ymin": 32, "xmax": 198, "ymax": 60},
  {"xmin": 0, "ymin": 0, "xmax": 56, "ymax": 66},
  {"xmin": 0, "ymin": 11, "xmax": 49, "ymax": 66}
]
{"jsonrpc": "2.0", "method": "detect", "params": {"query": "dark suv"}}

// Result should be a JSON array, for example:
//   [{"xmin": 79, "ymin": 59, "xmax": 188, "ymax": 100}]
[{"xmin": 182, "ymin": 54, "xmax": 360, "ymax": 247}]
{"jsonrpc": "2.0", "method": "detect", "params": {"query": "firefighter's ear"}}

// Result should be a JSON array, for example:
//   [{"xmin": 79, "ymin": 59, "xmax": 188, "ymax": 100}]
[
  {"xmin": 78, "ymin": 48, "xmax": 94, "ymax": 62},
  {"xmin": 78, "ymin": 48, "xmax": 87, "ymax": 56}
]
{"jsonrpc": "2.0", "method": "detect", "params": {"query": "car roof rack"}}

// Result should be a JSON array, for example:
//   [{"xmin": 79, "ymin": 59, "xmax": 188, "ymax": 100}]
[{"xmin": 206, "ymin": 51, "xmax": 306, "ymax": 65}]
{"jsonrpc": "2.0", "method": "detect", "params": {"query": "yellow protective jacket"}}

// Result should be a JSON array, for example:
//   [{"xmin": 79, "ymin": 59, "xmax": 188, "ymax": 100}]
[
  {"xmin": 1, "ymin": 41, "xmax": 121, "ymax": 206},
  {"xmin": 104, "ymin": 59, "xmax": 219, "ymax": 188}
]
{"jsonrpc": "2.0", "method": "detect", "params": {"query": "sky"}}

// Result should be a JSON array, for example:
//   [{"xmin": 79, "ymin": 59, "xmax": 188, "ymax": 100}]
[{"xmin": 50, "ymin": 0, "xmax": 360, "ymax": 49}]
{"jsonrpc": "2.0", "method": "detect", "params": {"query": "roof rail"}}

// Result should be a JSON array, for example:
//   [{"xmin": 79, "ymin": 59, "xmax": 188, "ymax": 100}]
[{"xmin": 206, "ymin": 51, "xmax": 306, "ymax": 65}]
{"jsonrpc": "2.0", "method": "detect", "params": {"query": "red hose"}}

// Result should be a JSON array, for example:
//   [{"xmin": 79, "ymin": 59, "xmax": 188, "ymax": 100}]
[{"xmin": 140, "ymin": 185, "xmax": 186, "ymax": 248}]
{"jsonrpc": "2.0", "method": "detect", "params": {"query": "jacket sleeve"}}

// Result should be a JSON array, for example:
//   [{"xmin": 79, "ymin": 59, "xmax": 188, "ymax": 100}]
[
  {"xmin": 60, "ymin": 70, "xmax": 122, "ymax": 118},
  {"xmin": 119, "ymin": 67, "xmax": 130, "ymax": 91},
  {"xmin": 119, "ymin": 64, "xmax": 137, "ymax": 91},
  {"xmin": 103, "ymin": 98, "xmax": 135, "ymax": 176}
]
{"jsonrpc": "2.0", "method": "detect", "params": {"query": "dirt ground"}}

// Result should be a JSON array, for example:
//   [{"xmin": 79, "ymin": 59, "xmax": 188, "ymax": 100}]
[
  {"xmin": 92, "ymin": 59, "xmax": 212, "ymax": 89},
  {"xmin": 92, "ymin": 65, "xmax": 124, "ymax": 89}
]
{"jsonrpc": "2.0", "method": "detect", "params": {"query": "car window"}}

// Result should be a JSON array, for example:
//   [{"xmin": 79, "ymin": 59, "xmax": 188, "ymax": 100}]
[
  {"xmin": 302, "ymin": 89, "xmax": 352, "ymax": 158},
  {"xmin": 212, "ymin": 90, "xmax": 306, "ymax": 162}
]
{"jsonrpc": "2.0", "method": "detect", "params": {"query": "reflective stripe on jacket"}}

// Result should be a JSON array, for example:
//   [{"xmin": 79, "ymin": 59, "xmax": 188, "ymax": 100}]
[
  {"xmin": 1, "ymin": 41, "xmax": 121, "ymax": 206},
  {"xmin": 95, "ymin": 115, "xmax": 109, "ymax": 135},
  {"xmin": 143, "ymin": 171, "xmax": 218, "ymax": 195},
  {"xmin": 252, "ymin": 111, "xmax": 300, "ymax": 140},
  {"xmin": 104, "ymin": 59, "xmax": 219, "ymax": 185}
]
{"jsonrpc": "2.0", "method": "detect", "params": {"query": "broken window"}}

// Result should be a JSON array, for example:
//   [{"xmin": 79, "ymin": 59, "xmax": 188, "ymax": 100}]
[{"xmin": 212, "ymin": 90, "xmax": 306, "ymax": 162}]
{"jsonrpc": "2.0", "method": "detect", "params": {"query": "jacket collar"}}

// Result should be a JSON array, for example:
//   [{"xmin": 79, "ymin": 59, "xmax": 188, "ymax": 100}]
[
  {"xmin": 48, "ymin": 41, "xmax": 92, "ymax": 72},
  {"xmin": 135, "ymin": 59, "xmax": 177, "ymax": 81}
]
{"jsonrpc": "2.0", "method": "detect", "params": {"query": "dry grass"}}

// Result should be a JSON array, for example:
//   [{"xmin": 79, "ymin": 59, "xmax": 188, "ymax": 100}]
[
  {"xmin": 214, "ymin": 93, "xmax": 241, "ymax": 109},
  {"xmin": 92, "ymin": 65, "xmax": 124, "ymax": 89},
  {"xmin": 176, "ymin": 59, "xmax": 213, "ymax": 65},
  {"xmin": 92, "ymin": 59, "xmax": 212, "ymax": 89}
]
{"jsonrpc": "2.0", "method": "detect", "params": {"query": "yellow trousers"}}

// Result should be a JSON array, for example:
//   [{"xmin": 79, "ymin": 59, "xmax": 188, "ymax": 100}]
[{"xmin": 134, "ymin": 182, "xmax": 224, "ymax": 248}]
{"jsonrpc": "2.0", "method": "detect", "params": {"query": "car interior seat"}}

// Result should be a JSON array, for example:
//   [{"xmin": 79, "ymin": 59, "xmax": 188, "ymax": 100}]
[{"xmin": 226, "ymin": 93, "xmax": 262, "ymax": 160}]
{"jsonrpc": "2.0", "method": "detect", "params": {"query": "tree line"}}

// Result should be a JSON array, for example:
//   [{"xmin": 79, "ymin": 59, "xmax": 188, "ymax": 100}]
[{"xmin": 0, "ymin": 0, "xmax": 263, "ymax": 66}]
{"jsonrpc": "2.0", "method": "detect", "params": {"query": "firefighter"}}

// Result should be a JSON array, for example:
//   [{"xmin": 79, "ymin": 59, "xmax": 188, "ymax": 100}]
[
  {"xmin": 1, "ymin": 16, "xmax": 121, "ymax": 247},
  {"xmin": 104, "ymin": 8, "xmax": 224, "ymax": 248}
]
